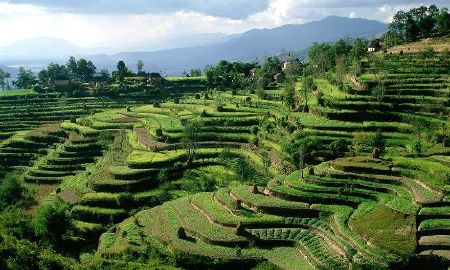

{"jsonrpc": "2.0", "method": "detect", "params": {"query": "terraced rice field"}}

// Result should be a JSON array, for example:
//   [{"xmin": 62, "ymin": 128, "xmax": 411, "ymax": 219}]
[{"xmin": 0, "ymin": 52, "xmax": 448, "ymax": 269}]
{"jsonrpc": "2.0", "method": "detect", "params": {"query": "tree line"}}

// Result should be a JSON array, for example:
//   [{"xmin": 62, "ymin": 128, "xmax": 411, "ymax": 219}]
[{"xmin": 384, "ymin": 5, "xmax": 450, "ymax": 47}]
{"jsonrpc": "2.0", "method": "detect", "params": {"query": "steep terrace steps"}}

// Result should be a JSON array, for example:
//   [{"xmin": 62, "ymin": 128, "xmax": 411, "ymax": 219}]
[
  {"xmin": 416, "ymin": 203, "xmax": 450, "ymax": 260},
  {"xmin": 265, "ymin": 179, "xmax": 367, "ymax": 208},
  {"xmin": 24, "ymin": 130, "xmax": 103, "ymax": 184}
]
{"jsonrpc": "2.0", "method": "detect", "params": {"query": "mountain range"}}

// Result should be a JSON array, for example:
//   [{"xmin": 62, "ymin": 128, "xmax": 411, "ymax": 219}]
[{"xmin": 0, "ymin": 16, "xmax": 387, "ymax": 76}]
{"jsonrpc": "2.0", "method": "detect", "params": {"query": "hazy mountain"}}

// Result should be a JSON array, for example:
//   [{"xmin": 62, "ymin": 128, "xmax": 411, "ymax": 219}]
[
  {"xmin": 0, "ymin": 37, "xmax": 85, "ymax": 60},
  {"xmin": 91, "ymin": 16, "xmax": 387, "ymax": 74},
  {"xmin": 0, "ymin": 16, "xmax": 387, "ymax": 75},
  {"xmin": 128, "ymin": 33, "xmax": 238, "ymax": 52},
  {"xmin": 0, "ymin": 33, "xmax": 237, "ymax": 60}
]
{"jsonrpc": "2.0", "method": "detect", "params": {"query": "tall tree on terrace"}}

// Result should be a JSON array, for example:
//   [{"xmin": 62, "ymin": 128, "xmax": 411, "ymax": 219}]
[
  {"xmin": 76, "ymin": 58, "xmax": 96, "ymax": 82},
  {"xmin": 181, "ymin": 119, "xmax": 200, "ymax": 164},
  {"xmin": 38, "ymin": 63, "xmax": 70, "ymax": 89},
  {"xmin": 116, "ymin": 61, "xmax": 128, "ymax": 83},
  {"xmin": 67, "ymin": 56, "xmax": 78, "ymax": 80},
  {"xmin": 0, "ymin": 69, "xmax": 11, "ymax": 90},
  {"xmin": 308, "ymin": 43, "xmax": 335, "ymax": 74},
  {"xmin": 335, "ymin": 55, "xmax": 347, "ymax": 88},
  {"xmin": 136, "ymin": 60, "xmax": 144, "ymax": 75},
  {"xmin": 283, "ymin": 61, "xmax": 300, "ymax": 111},
  {"xmin": 283, "ymin": 80, "xmax": 297, "ymax": 111},
  {"xmin": 300, "ymin": 76, "xmax": 315, "ymax": 112},
  {"xmin": 350, "ymin": 38, "xmax": 369, "ymax": 61},
  {"xmin": 370, "ymin": 55, "xmax": 388, "ymax": 103},
  {"xmin": 15, "ymin": 67, "xmax": 36, "ymax": 89}
]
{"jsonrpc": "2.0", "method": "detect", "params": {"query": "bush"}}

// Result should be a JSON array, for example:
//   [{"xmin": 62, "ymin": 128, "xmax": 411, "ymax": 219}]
[
  {"xmin": 195, "ymin": 94, "xmax": 201, "ymax": 99},
  {"xmin": 251, "ymin": 126, "xmax": 259, "ymax": 135},
  {"xmin": 411, "ymin": 140, "xmax": 423, "ymax": 156},
  {"xmin": 351, "ymin": 131, "xmax": 386, "ymax": 155},
  {"xmin": 153, "ymin": 101, "xmax": 160, "ymax": 108},
  {"xmin": 329, "ymin": 139, "xmax": 348, "ymax": 158},
  {"xmin": 216, "ymin": 104, "xmax": 224, "ymax": 112},
  {"xmin": 33, "ymin": 196, "xmax": 70, "ymax": 244},
  {"xmin": 0, "ymin": 173, "xmax": 31, "ymax": 209}
]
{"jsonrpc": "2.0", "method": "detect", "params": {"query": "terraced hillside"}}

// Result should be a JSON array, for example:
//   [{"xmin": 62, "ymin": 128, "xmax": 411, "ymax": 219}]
[
  {"xmin": 0, "ymin": 49, "xmax": 448, "ymax": 269},
  {"xmin": 94, "ymin": 51, "xmax": 449, "ymax": 269}
]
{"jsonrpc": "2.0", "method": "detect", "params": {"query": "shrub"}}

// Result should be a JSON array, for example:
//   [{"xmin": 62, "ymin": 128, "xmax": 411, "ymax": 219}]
[
  {"xmin": 155, "ymin": 128, "xmax": 163, "ymax": 137},
  {"xmin": 0, "ymin": 172, "xmax": 32, "ymax": 209},
  {"xmin": 251, "ymin": 126, "xmax": 259, "ymax": 135},
  {"xmin": 153, "ymin": 101, "xmax": 160, "ymax": 108},
  {"xmin": 351, "ymin": 131, "xmax": 386, "ymax": 155},
  {"xmin": 329, "ymin": 139, "xmax": 348, "ymax": 158},
  {"xmin": 216, "ymin": 104, "xmax": 224, "ymax": 112},
  {"xmin": 34, "ymin": 196, "xmax": 70, "ymax": 244},
  {"xmin": 195, "ymin": 94, "xmax": 201, "ymax": 99},
  {"xmin": 411, "ymin": 140, "xmax": 423, "ymax": 156}
]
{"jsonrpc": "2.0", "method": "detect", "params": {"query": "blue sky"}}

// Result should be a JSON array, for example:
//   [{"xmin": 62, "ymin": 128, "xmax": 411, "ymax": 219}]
[{"xmin": 0, "ymin": 0, "xmax": 448, "ymax": 49}]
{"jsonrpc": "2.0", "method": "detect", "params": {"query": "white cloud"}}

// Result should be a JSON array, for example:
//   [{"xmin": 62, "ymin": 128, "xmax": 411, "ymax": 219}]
[{"xmin": 1, "ymin": 0, "xmax": 443, "ymax": 51}]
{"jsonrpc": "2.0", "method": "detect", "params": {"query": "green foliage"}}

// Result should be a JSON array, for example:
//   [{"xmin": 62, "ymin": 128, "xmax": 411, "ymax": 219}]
[
  {"xmin": 15, "ymin": 67, "xmax": 37, "ymax": 89},
  {"xmin": 283, "ymin": 136, "xmax": 318, "ymax": 169},
  {"xmin": 282, "ymin": 80, "xmax": 297, "ymax": 110},
  {"xmin": 351, "ymin": 131, "xmax": 386, "ymax": 155},
  {"xmin": 0, "ymin": 229, "xmax": 77, "ymax": 270},
  {"xmin": 0, "ymin": 172, "xmax": 32, "ymax": 209},
  {"xmin": 205, "ymin": 60, "xmax": 255, "ymax": 90},
  {"xmin": 329, "ymin": 139, "xmax": 349, "ymax": 158},
  {"xmin": 33, "ymin": 197, "xmax": 70, "ymax": 244},
  {"xmin": 389, "ymin": 5, "xmax": 449, "ymax": 42}
]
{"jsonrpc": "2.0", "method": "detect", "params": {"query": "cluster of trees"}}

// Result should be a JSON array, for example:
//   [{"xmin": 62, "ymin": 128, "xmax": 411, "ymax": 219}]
[
  {"xmin": 307, "ymin": 38, "xmax": 369, "ymax": 75},
  {"xmin": 205, "ymin": 60, "xmax": 255, "ymax": 90},
  {"xmin": 9, "ymin": 57, "xmax": 155, "ymax": 93},
  {"xmin": 385, "ymin": 5, "xmax": 450, "ymax": 47},
  {"xmin": 0, "ymin": 69, "xmax": 11, "ymax": 90}
]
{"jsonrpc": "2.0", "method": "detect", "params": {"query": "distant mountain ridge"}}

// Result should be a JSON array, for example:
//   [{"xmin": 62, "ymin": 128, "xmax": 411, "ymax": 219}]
[
  {"xmin": 0, "ymin": 16, "xmax": 387, "ymax": 75},
  {"xmin": 89, "ymin": 16, "xmax": 387, "ymax": 74}
]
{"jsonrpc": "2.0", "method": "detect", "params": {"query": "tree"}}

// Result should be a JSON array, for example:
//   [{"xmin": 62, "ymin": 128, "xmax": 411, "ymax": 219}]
[
  {"xmin": 137, "ymin": 60, "xmax": 144, "ymax": 75},
  {"xmin": 181, "ymin": 119, "xmax": 200, "ymax": 163},
  {"xmin": 38, "ymin": 63, "xmax": 70, "ymax": 89},
  {"xmin": 389, "ymin": 5, "xmax": 450, "ymax": 42},
  {"xmin": 283, "ymin": 80, "xmax": 297, "ymax": 110},
  {"xmin": 300, "ymin": 76, "xmax": 315, "ymax": 112},
  {"xmin": 33, "ymin": 197, "xmax": 70, "ymax": 245},
  {"xmin": 370, "ymin": 55, "xmax": 387, "ymax": 102},
  {"xmin": 308, "ymin": 43, "xmax": 335, "ymax": 73},
  {"xmin": 115, "ymin": 61, "xmax": 128, "ymax": 82},
  {"xmin": 98, "ymin": 69, "xmax": 111, "ymax": 83},
  {"xmin": 261, "ymin": 56, "xmax": 281, "ymax": 78},
  {"xmin": 66, "ymin": 56, "xmax": 78, "ymax": 80},
  {"xmin": 383, "ymin": 30, "xmax": 401, "ymax": 48},
  {"xmin": 0, "ymin": 173, "xmax": 27, "ymax": 209},
  {"xmin": 15, "ymin": 67, "xmax": 36, "ymax": 89},
  {"xmin": 435, "ymin": 7, "xmax": 450, "ymax": 35},
  {"xmin": 335, "ymin": 55, "xmax": 347, "ymax": 88},
  {"xmin": 76, "ymin": 58, "xmax": 96, "ymax": 82},
  {"xmin": 0, "ymin": 69, "xmax": 10, "ymax": 90},
  {"xmin": 350, "ymin": 38, "xmax": 369, "ymax": 60},
  {"xmin": 189, "ymin": 69, "xmax": 202, "ymax": 77},
  {"xmin": 335, "ymin": 38, "xmax": 352, "ymax": 57},
  {"xmin": 283, "ymin": 137, "xmax": 316, "ymax": 178}
]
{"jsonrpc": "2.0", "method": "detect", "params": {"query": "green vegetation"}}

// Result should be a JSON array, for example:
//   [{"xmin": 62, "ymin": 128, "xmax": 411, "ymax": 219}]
[{"xmin": 0, "ymin": 5, "xmax": 449, "ymax": 269}]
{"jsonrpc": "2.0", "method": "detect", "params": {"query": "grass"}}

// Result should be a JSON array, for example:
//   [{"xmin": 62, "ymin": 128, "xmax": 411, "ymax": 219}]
[
  {"xmin": 393, "ymin": 156, "xmax": 450, "ymax": 189},
  {"xmin": 0, "ymin": 89, "xmax": 35, "ymax": 96},
  {"xmin": 350, "ymin": 204, "xmax": 416, "ymax": 257},
  {"xmin": 418, "ymin": 219, "xmax": 450, "ymax": 231}
]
